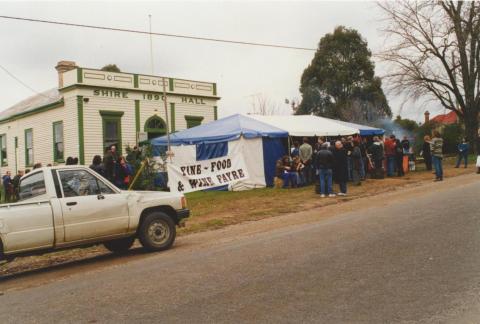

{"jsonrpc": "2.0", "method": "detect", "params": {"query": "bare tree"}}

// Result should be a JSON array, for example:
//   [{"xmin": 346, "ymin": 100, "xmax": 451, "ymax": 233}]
[
  {"xmin": 249, "ymin": 93, "xmax": 280, "ymax": 115},
  {"xmin": 378, "ymin": 1, "xmax": 480, "ymax": 152}
]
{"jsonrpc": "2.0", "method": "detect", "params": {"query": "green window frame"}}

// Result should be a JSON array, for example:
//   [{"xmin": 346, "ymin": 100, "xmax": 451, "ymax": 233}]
[
  {"xmin": 0, "ymin": 134, "xmax": 7, "ymax": 166},
  {"xmin": 52, "ymin": 121, "xmax": 64, "ymax": 163},
  {"xmin": 100, "ymin": 111, "xmax": 124, "ymax": 155},
  {"xmin": 185, "ymin": 115, "xmax": 204, "ymax": 129},
  {"xmin": 25, "ymin": 128, "xmax": 33, "ymax": 167}
]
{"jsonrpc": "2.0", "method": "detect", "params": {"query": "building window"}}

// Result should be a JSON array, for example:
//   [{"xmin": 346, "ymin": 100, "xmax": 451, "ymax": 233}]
[
  {"xmin": 185, "ymin": 115, "xmax": 204, "ymax": 129},
  {"xmin": 0, "ymin": 134, "xmax": 7, "ymax": 166},
  {"xmin": 144, "ymin": 115, "xmax": 166, "ymax": 140},
  {"xmin": 100, "ymin": 111, "xmax": 124, "ymax": 155},
  {"xmin": 53, "ymin": 121, "xmax": 64, "ymax": 162},
  {"xmin": 25, "ymin": 129, "xmax": 33, "ymax": 166}
]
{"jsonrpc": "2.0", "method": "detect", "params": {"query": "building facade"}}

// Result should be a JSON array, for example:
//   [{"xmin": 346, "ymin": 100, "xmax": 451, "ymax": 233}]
[{"xmin": 0, "ymin": 61, "xmax": 219, "ymax": 173}]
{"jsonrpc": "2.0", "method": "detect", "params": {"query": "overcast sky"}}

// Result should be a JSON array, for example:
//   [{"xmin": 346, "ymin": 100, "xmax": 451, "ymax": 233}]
[{"xmin": 0, "ymin": 1, "xmax": 447, "ymax": 122}]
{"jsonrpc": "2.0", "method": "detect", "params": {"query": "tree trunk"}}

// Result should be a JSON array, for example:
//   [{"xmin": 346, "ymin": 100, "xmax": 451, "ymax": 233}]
[{"xmin": 463, "ymin": 108, "xmax": 479, "ymax": 155}]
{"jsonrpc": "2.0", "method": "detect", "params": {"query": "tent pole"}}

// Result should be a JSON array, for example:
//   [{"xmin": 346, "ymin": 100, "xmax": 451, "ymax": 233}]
[{"xmin": 288, "ymin": 136, "xmax": 292, "ymax": 156}]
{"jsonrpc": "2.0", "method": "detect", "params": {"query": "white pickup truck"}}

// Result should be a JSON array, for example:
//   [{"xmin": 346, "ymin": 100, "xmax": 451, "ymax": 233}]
[{"xmin": 0, "ymin": 166, "xmax": 189, "ymax": 262}]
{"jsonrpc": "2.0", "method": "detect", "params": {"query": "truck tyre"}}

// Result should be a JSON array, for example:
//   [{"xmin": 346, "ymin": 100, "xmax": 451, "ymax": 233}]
[
  {"xmin": 103, "ymin": 236, "xmax": 135, "ymax": 253},
  {"xmin": 138, "ymin": 212, "xmax": 176, "ymax": 252}
]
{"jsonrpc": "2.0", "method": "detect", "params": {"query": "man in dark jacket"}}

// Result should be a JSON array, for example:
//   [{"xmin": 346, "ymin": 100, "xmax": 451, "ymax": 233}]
[
  {"xmin": 12, "ymin": 170, "xmax": 24, "ymax": 201},
  {"xmin": 401, "ymin": 136, "xmax": 410, "ymax": 154},
  {"xmin": 332, "ymin": 141, "xmax": 348, "ymax": 196},
  {"xmin": 344, "ymin": 136, "xmax": 354, "ymax": 181},
  {"xmin": 2, "ymin": 171, "xmax": 13, "ymax": 203},
  {"xmin": 314, "ymin": 143, "xmax": 335, "ymax": 197},
  {"xmin": 368, "ymin": 136, "xmax": 385, "ymax": 179},
  {"xmin": 103, "ymin": 145, "xmax": 119, "ymax": 182},
  {"xmin": 395, "ymin": 138, "xmax": 405, "ymax": 176}
]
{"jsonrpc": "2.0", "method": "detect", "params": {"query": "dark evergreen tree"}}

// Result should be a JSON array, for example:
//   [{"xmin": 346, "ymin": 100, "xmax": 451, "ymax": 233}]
[{"xmin": 298, "ymin": 26, "xmax": 391, "ymax": 123}]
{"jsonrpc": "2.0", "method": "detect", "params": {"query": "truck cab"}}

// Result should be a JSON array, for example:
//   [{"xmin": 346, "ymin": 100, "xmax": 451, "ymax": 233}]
[{"xmin": 0, "ymin": 166, "xmax": 189, "ymax": 262}]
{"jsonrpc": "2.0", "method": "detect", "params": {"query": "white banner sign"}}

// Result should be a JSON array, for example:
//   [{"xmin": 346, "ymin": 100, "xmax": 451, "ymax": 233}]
[{"xmin": 167, "ymin": 154, "xmax": 249, "ymax": 193}]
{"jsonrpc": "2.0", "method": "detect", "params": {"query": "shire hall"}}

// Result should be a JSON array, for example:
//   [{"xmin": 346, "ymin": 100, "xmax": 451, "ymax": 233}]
[{"xmin": 0, "ymin": 61, "xmax": 219, "ymax": 173}]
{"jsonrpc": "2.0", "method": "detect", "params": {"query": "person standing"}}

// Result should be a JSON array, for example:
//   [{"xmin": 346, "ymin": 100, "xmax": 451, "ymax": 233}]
[
  {"xmin": 455, "ymin": 138, "xmax": 469, "ymax": 168},
  {"xmin": 104, "ymin": 145, "xmax": 119, "ymax": 182},
  {"xmin": 368, "ymin": 136, "xmax": 385, "ymax": 179},
  {"xmin": 116, "ymin": 156, "xmax": 133, "ymax": 189},
  {"xmin": 299, "ymin": 137, "xmax": 313, "ymax": 185},
  {"xmin": 314, "ymin": 143, "xmax": 335, "ymax": 197},
  {"xmin": 2, "ymin": 171, "xmax": 13, "ymax": 203},
  {"xmin": 90, "ymin": 155, "xmax": 106, "ymax": 177},
  {"xmin": 384, "ymin": 135, "xmax": 397, "ymax": 176},
  {"xmin": 395, "ymin": 138, "xmax": 405, "ymax": 176},
  {"xmin": 401, "ymin": 136, "xmax": 410, "ymax": 154},
  {"xmin": 332, "ymin": 141, "xmax": 348, "ymax": 196},
  {"xmin": 422, "ymin": 135, "xmax": 432, "ymax": 171},
  {"xmin": 358, "ymin": 136, "xmax": 367, "ymax": 180},
  {"xmin": 65, "ymin": 157, "xmax": 73, "ymax": 165},
  {"xmin": 351, "ymin": 141, "xmax": 362, "ymax": 185},
  {"xmin": 12, "ymin": 170, "xmax": 24, "ymax": 202},
  {"xmin": 290, "ymin": 141, "xmax": 300, "ymax": 158},
  {"xmin": 431, "ymin": 131, "xmax": 444, "ymax": 181},
  {"xmin": 344, "ymin": 136, "xmax": 354, "ymax": 181}
]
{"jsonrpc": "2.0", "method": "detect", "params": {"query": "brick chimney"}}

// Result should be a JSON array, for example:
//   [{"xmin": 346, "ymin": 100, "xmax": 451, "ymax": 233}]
[
  {"xmin": 424, "ymin": 110, "xmax": 430, "ymax": 124},
  {"xmin": 55, "ymin": 61, "xmax": 77, "ymax": 88}
]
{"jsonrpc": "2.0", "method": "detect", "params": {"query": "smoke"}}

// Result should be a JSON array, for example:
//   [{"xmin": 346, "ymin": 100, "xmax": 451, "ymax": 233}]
[{"xmin": 375, "ymin": 118, "xmax": 415, "ymax": 141}]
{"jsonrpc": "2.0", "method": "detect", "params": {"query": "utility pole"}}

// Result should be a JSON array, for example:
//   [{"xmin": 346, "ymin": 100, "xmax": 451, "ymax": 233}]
[{"xmin": 149, "ymin": 15, "xmax": 172, "ymax": 157}]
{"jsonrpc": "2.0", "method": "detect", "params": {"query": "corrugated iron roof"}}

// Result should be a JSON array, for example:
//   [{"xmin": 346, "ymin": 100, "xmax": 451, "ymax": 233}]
[{"xmin": 0, "ymin": 88, "xmax": 62, "ymax": 122}]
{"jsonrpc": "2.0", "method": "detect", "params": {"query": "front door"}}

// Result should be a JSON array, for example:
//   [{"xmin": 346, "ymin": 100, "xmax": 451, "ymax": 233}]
[{"xmin": 57, "ymin": 169, "xmax": 130, "ymax": 242}]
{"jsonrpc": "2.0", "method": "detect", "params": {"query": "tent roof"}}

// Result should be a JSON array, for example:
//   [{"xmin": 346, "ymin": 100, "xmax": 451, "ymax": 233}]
[
  {"xmin": 249, "ymin": 115, "xmax": 359, "ymax": 137},
  {"xmin": 329, "ymin": 119, "xmax": 385, "ymax": 136},
  {"xmin": 150, "ymin": 114, "xmax": 288, "ymax": 146}
]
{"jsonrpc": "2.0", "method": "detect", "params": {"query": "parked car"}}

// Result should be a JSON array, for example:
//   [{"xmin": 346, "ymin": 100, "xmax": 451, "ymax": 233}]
[{"xmin": 0, "ymin": 166, "xmax": 189, "ymax": 262}]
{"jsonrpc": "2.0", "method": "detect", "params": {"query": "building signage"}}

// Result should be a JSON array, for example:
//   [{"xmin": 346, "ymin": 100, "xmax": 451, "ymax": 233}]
[
  {"xmin": 93, "ymin": 89, "xmax": 129, "ymax": 98},
  {"xmin": 167, "ymin": 155, "xmax": 249, "ymax": 193},
  {"xmin": 93, "ymin": 89, "xmax": 206, "ymax": 104}
]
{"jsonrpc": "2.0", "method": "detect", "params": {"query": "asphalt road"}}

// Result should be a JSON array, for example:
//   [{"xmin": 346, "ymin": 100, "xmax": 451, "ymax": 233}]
[{"xmin": 1, "ymin": 177, "xmax": 480, "ymax": 323}]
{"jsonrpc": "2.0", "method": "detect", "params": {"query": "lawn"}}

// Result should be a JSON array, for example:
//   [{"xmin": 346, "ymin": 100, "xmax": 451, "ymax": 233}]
[{"xmin": 180, "ymin": 155, "xmax": 477, "ymax": 234}]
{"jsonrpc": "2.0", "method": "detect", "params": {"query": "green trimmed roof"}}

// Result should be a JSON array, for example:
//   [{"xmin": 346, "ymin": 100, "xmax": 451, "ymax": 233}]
[{"xmin": 0, "ymin": 88, "xmax": 62, "ymax": 122}]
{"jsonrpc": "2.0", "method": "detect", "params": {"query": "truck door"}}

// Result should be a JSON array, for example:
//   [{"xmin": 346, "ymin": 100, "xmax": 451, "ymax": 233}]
[
  {"xmin": 2, "ymin": 171, "xmax": 55, "ymax": 253},
  {"xmin": 57, "ymin": 169, "xmax": 129, "ymax": 242}
]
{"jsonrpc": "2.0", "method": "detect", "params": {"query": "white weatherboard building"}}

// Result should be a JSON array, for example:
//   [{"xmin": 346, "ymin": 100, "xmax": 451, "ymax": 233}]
[{"xmin": 0, "ymin": 61, "xmax": 219, "ymax": 173}]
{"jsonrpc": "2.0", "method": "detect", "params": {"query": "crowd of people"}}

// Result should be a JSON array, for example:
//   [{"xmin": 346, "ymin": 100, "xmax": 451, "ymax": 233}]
[
  {"xmin": 276, "ymin": 135, "xmax": 374, "ymax": 196},
  {"xmin": 0, "ymin": 144, "xmax": 141, "ymax": 203},
  {"xmin": 1, "ymin": 132, "xmax": 479, "ymax": 203},
  {"xmin": 88, "ymin": 144, "xmax": 138, "ymax": 190},
  {"xmin": 275, "ymin": 131, "xmax": 478, "ymax": 196}
]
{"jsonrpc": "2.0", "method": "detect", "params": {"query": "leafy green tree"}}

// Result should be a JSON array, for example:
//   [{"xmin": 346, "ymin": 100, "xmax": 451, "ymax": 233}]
[
  {"xmin": 101, "ymin": 64, "xmax": 121, "ymax": 72},
  {"xmin": 394, "ymin": 116, "xmax": 419, "ymax": 133},
  {"xmin": 297, "ymin": 26, "xmax": 391, "ymax": 122}
]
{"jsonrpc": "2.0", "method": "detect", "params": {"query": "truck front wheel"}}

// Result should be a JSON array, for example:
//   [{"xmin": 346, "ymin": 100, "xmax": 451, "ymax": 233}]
[
  {"xmin": 103, "ymin": 236, "xmax": 135, "ymax": 253},
  {"xmin": 138, "ymin": 212, "xmax": 176, "ymax": 252}
]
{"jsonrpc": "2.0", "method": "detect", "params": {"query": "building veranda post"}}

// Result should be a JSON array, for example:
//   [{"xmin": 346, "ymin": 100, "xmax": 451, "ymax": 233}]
[{"xmin": 0, "ymin": 61, "xmax": 219, "ymax": 173}]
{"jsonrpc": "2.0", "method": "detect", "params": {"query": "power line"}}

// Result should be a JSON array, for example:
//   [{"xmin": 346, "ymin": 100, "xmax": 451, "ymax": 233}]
[
  {"xmin": 0, "ymin": 15, "xmax": 316, "ymax": 52},
  {"xmin": 0, "ymin": 64, "xmax": 56, "ymax": 99}
]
